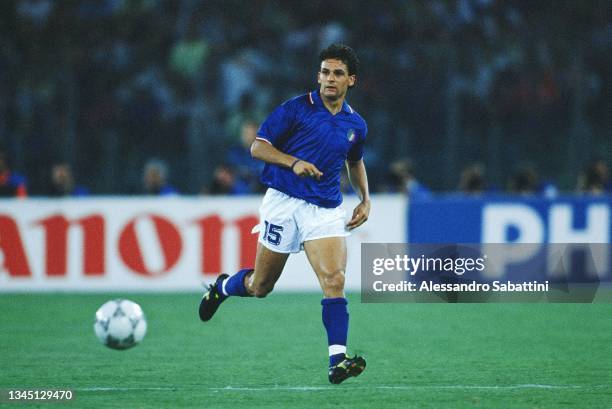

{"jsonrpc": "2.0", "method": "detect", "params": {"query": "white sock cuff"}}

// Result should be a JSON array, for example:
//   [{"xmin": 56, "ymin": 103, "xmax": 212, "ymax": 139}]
[
  {"xmin": 329, "ymin": 345, "xmax": 347, "ymax": 356},
  {"xmin": 221, "ymin": 278, "xmax": 229, "ymax": 297}
]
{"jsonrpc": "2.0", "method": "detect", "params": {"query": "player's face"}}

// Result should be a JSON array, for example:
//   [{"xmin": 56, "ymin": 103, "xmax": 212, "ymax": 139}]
[{"xmin": 318, "ymin": 59, "xmax": 355, "ymax": 101}]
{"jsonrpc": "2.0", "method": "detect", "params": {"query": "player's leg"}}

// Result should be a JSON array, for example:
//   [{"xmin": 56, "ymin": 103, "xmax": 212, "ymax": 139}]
[
  {"xmin": 198, "ymin": 244, "xmax": 288, "ymax": 321},
  {"xmin": 244, "ymin": 243, "xmax": 289, "ymax": 297},
  {"xmin": 304, "ymin": 236, "xmax": 347, "ymax": 298},
  {"xmin": 200, "ymin": 189, "xmax": 297, "ymax": 321},
  {"xmin": 304, "ymin": 236, "xmax": 366, "ymax": 383},
  {"xmin": 304, "ymin": 237, "xmax": 348, "ymax": 361}
]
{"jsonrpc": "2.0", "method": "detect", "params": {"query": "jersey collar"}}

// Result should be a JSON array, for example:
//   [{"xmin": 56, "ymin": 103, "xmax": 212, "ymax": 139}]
[{"xmin": 309, "ymin": 90, "xmax": 354, "ymax": 115}]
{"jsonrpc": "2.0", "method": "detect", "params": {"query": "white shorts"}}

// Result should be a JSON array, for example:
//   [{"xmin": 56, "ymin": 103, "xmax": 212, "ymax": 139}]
[{"xmin": 256, "ymin": 188, "xmax": 350, "ymax": 253}]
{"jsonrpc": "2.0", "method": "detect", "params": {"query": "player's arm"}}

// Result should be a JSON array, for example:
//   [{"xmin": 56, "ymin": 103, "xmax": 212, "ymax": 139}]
[
  {"xmin": 251, "ymin": 139, "xmax": 323, "ymax": 180},
  {"xmin": 346, "ymin": 159, "xmax": 371, "ymax": 230}
]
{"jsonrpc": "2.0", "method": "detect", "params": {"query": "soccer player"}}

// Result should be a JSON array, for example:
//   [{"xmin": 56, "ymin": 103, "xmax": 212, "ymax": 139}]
[{"xmin": 199, "ymin": 44, "xmax": 370, "ymax": 384}]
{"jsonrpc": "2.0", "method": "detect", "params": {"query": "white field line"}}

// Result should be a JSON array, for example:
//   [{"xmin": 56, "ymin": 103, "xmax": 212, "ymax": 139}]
[
  {"xmin": 210, "ymin": 384, "xmax": 607, "ymax": 392},
  {"xmin": 76, "ymin": 384, "xmax": 610, "ymax": 392},
  {"xmin": 79, "ymin": 387, "xmax": 177, "ymax": 391}
]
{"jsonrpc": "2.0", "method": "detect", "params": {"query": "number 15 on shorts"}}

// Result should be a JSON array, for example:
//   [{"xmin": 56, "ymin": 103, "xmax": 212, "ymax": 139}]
[{"xmin": 263, "ymin": 221, "xmax": 283, "ymax": 245}]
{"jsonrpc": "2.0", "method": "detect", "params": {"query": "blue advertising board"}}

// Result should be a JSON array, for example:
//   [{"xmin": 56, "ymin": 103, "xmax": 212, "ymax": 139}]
[
  {"xmin": 406, "ymin": 195, "xmax": 612, "ymax": 290},
  {"xmin": 408, "ymin": 194, "xmax": 612, "ymax": 244}
]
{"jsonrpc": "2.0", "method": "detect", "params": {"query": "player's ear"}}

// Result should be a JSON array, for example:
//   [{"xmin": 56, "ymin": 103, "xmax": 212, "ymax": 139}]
[{"xmin": 348, "ymin": 75, "xmax": 356, "ymax": 88}]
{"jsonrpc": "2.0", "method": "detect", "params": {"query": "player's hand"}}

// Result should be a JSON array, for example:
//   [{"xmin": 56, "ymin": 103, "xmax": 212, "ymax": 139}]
[
  {"xmin": 292, "ymin": 160, "xmax": 323, "ymax": 180},
  {"xmin": 346, "ymin": 199, "xmax": 370, "ymax": 230}
]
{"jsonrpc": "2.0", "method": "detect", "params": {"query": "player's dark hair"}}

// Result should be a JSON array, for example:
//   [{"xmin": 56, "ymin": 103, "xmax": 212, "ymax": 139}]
[{"xmin": 319, "ymin": 44, "xmax": 360, "ymax": 78}]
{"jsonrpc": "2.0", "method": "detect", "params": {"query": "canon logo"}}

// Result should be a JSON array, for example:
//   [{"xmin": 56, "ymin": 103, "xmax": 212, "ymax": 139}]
[{"xmin": 0, "ymin": 212, "xmax": 258, "ymax": 278}]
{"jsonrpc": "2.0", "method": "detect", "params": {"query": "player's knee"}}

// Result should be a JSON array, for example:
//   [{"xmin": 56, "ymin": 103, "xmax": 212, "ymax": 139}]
[{"xmin": 322, "ymin": 270, "xmax": 345, "ymax": 293}]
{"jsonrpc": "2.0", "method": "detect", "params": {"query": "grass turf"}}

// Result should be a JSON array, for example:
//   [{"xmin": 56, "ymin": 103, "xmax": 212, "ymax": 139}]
[{"xmin": 0, "ymin": 293, "xmax": 611, "ymax": 408}]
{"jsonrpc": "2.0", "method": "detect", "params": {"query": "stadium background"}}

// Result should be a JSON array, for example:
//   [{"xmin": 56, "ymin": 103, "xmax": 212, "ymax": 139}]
[
  {"xmin": 1, "ymin": 0, "xmax": 611, "ymax": 194},
  {"xmin": 1, "ymin": 1, "xmax": 612, "ymax": 408}
]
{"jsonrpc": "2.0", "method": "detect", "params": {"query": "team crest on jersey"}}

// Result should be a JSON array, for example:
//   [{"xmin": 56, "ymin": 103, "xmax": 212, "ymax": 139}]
[{"xmin": 347, "ymin": 129, "xmax": 356, "ymax": 142}]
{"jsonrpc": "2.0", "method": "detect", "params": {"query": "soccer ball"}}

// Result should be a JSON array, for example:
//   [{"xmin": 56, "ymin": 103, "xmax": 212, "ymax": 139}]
[{"xmin": 94, "ymin": 299, "xmax": 147, "ymax": 350}]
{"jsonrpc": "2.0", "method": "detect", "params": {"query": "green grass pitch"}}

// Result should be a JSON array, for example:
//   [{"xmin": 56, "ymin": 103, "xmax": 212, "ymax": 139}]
[{"xmin": 1, "ymin": 293, "xmax": 611, "ymax": 408}]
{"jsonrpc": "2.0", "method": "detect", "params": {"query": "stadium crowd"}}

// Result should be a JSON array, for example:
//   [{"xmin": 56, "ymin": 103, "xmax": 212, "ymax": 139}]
[{"xmin": 0, "ymin": 0, "xmax": 610, "ymax": 196}]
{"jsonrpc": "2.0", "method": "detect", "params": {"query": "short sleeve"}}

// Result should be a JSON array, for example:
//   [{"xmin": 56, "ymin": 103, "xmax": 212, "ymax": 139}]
[
  {"xmin": 257, "ymin": 100, "xmax": 296, "ymax": 146},
  {"xmin": 347, "ymin": 123, "xmax": 367, "ymax": 161}
]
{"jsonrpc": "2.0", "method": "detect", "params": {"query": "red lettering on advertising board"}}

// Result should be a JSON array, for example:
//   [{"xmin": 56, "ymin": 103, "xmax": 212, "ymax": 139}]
[
  {"xmin": 234, "ymin": 215, "xmax": 258, "ymax": 269},
  {"xmin": 118, "ymin": 214, "xmax": 182, "ymax": 276},
  {"xmin": 36, "ymin": 214, "xmax": 105, "ymax": 276},
  {"xmin": 194, "ymin": 215, "xmax": 223, "ymax": 274},
  {"xmin": 194, "ymin": 215, "xmax": 258, "ymax": 275},
  {"xmin": 0, "ymin": 215, "xmax": 32, "ymax": 276},
  {"xmin": 2, "ymin": 209, "xmax": 259, "ymax": 280}
]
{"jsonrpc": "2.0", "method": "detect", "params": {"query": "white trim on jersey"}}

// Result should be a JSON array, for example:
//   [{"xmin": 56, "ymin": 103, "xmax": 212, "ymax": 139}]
[{"xmin": 255, "ymin": 136, "xmax": 273, "ymax": 145}]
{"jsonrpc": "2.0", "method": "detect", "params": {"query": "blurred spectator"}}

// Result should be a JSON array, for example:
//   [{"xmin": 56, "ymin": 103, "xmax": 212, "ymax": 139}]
[
  {"xmin": 169, "ymin": 25, "xmax": 209, "ymax": 82},
  {"xmin": 577, "ymin": 159, "xmax": 610, "ymax": 195},
  {"xmin": 509, "ymin": 163, "xmax": 559, "ymax": 197},
  {"xmin": 207, "ymin": 164, "xmax": 250, "ymax": 195},
  {"xmin": 226, "ymin": 119, "xmax": 265, "ymax": 193},
  {"xmin": 508, "ymin": 164, "xmax": 539, "ymax": 195},
  {"xmin": 220, "ymin": 49, "xmax": 270, "ymax": 109},
  {"xmin": 458, "ymin": 163, "xmax": 486, "ymax": 195},
  {"xmin": 387, "ymin": 158, "xmax": 430, "ymax": 198},
  {"xmin": 0, "ymin": 151, "xmax": 27, "ymax": 198},
  {"xmin": 224, "ymin": 94, "xmax": 266, "ymax": 144},
  {"xmin": 48, "ymin": 163, "xmax": 89, "ymax": 197},
  {"xmin": 142, "ymin": 159, "xmax": 178, "ymax": 195}
]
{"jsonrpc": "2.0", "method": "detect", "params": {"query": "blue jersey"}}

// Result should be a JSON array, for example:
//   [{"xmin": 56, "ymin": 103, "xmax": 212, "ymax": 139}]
[{"xmin": 256, "ymin": 90, "xmax": 367, "ymax": 208}]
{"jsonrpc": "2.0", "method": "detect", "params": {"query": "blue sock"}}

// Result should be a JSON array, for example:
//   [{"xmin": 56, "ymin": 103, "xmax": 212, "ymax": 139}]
[
  {"xmin": 217, "ymin": 268, "xmax": 252, "ymax": 297},
  {"xmin": 321, "ymin": 297, "xmax": 349, "ymax": 367}
]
